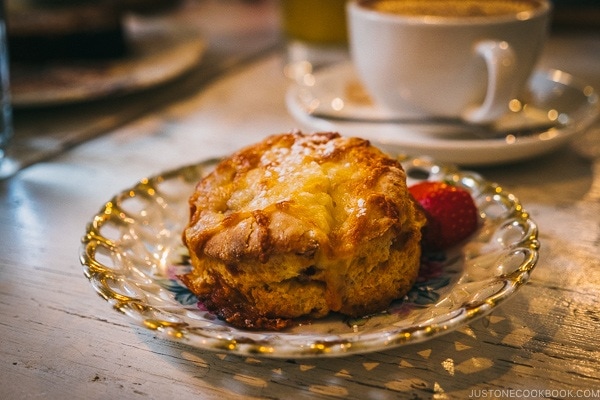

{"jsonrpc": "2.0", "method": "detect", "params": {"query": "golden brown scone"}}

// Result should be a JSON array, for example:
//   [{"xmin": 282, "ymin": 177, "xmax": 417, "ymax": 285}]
[{"xmin": 181, "ymin": 132, "xmax": 425, "ymax": 330}]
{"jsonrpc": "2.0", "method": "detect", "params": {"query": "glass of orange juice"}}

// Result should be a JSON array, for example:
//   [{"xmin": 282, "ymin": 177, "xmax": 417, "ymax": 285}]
[{"xmin": 280, "ymin": 0, "xmax": 349, "ymax": 82}]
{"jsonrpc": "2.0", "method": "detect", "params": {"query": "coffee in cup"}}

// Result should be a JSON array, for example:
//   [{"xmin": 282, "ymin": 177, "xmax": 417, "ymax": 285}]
[
  {"xmin": 347, "ymin": 0, "xmax": 552, "ymax": 124},
  {"xmin": 366, "ymin": 0, "xmax": 540, "ymax": 17}
]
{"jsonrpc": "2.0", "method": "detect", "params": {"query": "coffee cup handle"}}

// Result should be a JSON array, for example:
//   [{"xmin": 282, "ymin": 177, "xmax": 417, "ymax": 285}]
[{"xmin": 463, "ymin": 40, "xmax": 517, "ymax": 124}]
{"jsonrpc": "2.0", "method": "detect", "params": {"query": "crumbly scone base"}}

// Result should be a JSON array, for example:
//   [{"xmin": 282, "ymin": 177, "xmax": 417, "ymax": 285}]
[{"xmin": 182, "ymin": 132, "xmax": 425, "ymax": 330}]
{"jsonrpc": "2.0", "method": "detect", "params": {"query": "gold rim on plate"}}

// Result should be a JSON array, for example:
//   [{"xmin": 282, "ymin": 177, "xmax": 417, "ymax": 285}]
[{"xmin": 80, "ymin": 156, "xmax": 539, "ymax": 358}]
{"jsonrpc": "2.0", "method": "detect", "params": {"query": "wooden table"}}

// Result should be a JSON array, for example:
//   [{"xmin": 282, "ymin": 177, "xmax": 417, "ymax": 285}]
[{"xmin": 1, "ymin": 1, "xmax": 599, "ymax": 399}]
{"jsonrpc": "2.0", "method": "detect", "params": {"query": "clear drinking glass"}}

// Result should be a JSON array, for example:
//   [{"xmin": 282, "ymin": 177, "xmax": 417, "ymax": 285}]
[
  {"xmin": 280, "ymin": 0, "xmax": 349, "ymax": 83},
  {"xmin": 0, "ymin": 0, "xmax": 13, "ymax": 177}
]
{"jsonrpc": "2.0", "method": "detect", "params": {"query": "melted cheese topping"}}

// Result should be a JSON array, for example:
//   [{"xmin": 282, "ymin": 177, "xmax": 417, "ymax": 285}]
[{"xmin": 224, "ymin": 135, "xmax": 368, "ymax": 236}]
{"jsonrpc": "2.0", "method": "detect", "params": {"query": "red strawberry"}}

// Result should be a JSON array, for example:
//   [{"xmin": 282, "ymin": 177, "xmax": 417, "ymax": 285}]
[{"xmin": 409, "ymin": 181, "xmax": 479, "ymax": 251}]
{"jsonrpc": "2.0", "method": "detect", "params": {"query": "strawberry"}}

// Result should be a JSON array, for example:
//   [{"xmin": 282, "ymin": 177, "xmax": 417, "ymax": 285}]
[{"xmin": 409, "ymin": 181, "xmax": 479, "ymax": 251}]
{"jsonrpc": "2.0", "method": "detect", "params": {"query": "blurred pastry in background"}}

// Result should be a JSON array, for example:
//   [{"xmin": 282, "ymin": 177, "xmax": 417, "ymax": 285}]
[
  {"xmin": 6, "ymin": 0, "xmax": 183, "ymax": 62},
  {"xmin": 7, "ymin": 0, "xmax": 126, "ymax": 62}
]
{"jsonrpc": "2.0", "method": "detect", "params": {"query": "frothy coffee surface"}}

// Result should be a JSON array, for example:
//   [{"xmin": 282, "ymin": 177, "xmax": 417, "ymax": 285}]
[{"xmin": 363, "ymin": 0, "xmax": 539, "ymax": 17}]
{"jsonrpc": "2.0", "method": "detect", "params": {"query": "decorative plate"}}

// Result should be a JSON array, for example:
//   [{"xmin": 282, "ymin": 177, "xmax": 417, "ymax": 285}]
[
  {"xmin": 80, "ymin": 157, "xmax": 539, "ymax": 358},
  {"xmin": 12, "ymin": 16, "xmax": 206, "ymax": 108}
]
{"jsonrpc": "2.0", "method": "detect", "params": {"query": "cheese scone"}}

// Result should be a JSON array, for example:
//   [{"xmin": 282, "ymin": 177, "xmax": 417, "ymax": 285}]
[{"xmin": 181, "ymin": 132, "xmax": 425, "ymax": 330}]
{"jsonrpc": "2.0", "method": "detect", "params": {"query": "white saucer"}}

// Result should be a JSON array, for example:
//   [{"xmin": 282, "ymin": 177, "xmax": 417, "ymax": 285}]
[{"xmin": 286, "ymin": 62, "xmax": 599, "ymax": 166}]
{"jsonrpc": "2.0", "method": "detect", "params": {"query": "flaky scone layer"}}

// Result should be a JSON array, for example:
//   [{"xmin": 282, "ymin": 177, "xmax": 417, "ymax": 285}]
[{"xmin": 181, "ymin": 132, "xmax": 425, "ymax": 330}]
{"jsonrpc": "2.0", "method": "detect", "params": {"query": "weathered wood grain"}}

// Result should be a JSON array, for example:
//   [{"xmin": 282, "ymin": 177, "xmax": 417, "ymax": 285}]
[{"xmin": 1, "ymin": 1, "xmax": 599, "ymax": 399}]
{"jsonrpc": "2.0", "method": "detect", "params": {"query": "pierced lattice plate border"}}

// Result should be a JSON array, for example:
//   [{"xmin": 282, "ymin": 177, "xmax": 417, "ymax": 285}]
[{"xmin": 81, "ymin": 156, "xmax": 539, "ymax": 358}]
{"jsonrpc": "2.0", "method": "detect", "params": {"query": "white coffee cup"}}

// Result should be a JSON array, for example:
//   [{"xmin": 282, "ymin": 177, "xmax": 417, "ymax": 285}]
[{"xmin": 347, "ymin": 0, "xmax": 552, "ymax": 124}]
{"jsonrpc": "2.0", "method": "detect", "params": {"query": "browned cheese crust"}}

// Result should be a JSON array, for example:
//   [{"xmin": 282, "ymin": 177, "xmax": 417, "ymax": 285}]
[{"xmin": 181, "ymin": 132, "xmax": 426, "ymax": 330}]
